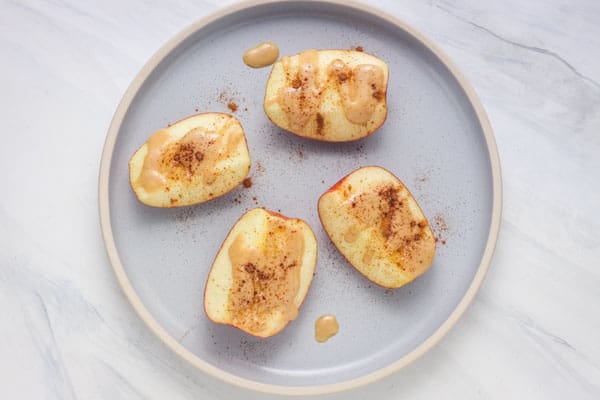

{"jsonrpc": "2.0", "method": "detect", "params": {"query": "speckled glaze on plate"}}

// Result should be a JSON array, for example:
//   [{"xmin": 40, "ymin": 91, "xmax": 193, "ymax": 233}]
[{"xmin": 99, "ymin": 0, "xmax": 501, "ymax": 395}]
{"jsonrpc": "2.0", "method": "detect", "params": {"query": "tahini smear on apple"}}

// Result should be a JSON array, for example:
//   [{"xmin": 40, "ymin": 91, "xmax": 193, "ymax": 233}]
[
  {"xmin": 204, "ymin": 208, "xmax": 318, "ymax": 338},
  {"xmin": 129, "ymin": 113, "xmax": 251, "ymax": 208},
  {"xmin": 318, "ymin": 166, "xmax": 436, "ymax": 289},
  {"xmin": 264, "ymin": 49, "xmax": 389, "ymax": 142}
]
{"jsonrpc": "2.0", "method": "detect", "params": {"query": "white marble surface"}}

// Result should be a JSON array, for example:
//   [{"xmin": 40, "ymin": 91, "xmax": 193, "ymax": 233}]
[{"xmin": 1, "ymin": 0, "xmax": 599, "ymax": 398}]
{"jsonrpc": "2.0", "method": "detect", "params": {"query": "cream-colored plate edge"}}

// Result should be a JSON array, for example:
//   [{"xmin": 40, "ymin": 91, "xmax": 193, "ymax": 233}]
[{"xmin": 98, "ymin": 0, "xmax": 502, "ymax": 395}]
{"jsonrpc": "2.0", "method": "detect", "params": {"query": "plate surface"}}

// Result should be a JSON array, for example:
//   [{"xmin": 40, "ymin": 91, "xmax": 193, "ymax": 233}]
[{"xmin": 99, "ymin": 0, "xmax": 501, "ymax": 395}]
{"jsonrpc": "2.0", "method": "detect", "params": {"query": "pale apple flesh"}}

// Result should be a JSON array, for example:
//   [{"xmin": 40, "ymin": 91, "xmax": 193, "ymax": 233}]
[
  {"xmin": 264, "ymin": 49, "xmax": 389, "ymax": 142},
  {"xmin": 204, "ymin": 208, "xmax": 318, "ymax": 338},
  {"xmin": 318, "ymin": 166, "xmax": 436, "ymax": 288},
  {"xmin": 129, "ymin": 113, "xmax": 251, "ymax": 207}
]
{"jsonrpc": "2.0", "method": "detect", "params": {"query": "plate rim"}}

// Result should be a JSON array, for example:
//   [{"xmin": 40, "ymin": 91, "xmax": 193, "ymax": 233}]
[{"xmin": 98, "ymin": 0, "xmax": 502, "ymax": 395}]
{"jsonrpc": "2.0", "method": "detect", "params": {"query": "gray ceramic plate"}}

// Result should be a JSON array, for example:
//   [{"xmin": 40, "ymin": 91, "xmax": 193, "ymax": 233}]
[{"xmin": 99, "ymin": 0, "xmax": 501, "ymax": 395}]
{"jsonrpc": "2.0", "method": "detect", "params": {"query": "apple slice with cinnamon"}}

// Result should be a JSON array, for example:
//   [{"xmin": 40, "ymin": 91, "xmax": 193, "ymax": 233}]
[
  {"xmin": 264, "ymin": 49, "xmax": 389, "ymax": 142},
  {"xmin": 318, "ymin": 166, "xmax": 435, "ymax": 288},
  {"xmin": 204, "ymin": 208, "xmax": 318, "ymax": 338},
  {"xmin": 129, "ymin": 113, "xmax": 250, "ymax": 207}
]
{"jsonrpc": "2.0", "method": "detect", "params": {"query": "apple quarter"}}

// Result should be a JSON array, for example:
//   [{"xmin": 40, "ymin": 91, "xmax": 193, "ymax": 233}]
[
  {"xmin": 204, "ymin": 208, "xmax": 318, "ymax": 338},
  {"xmin": 129, "ymin": 113, "xmax": 251, "ymax": 208},
  {"xmin": 264, "ymin": 49, "xmax": 389, "ymax": 142},
  {"xmin": 318, "ymin": 166, "xmax": 436, "ymax": 288}
]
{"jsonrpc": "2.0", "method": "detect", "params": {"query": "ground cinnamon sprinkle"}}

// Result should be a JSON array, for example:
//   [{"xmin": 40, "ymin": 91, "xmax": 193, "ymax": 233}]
[
  {"xmin": 242, "ymin": 177, "xmax": 253, "ymax": 188},
  {"xmin": 432, "ymin": 214, "xmax": 448, "ymax": 245},
  {"xmin": 351, "ymin": 45, "xmax": 364, "ymax": 52},
  {"xmin": 218, "ymin": 91, "xmax": 241, "ymax": 113},
  {"xmin": 227, "ymin": 102, "xmax": 238, "ymax": 112},
  {"xmin": 433, "ymin": 215, "xmax": 448, "ymax": 231},
  {"xmin": 255, "ymin": 161, "xmax": 265, "ymax": 175},
  {"xmin": 175, "ymin": 207, "xmax": 195, "ymax": 223},
  {"xmin": 172, "ymin": 143, "xmax": 204, "ymax": 175},
  {"xmin": 315, "ymin": 113, "xmax": 324, "ymax": 135}
]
